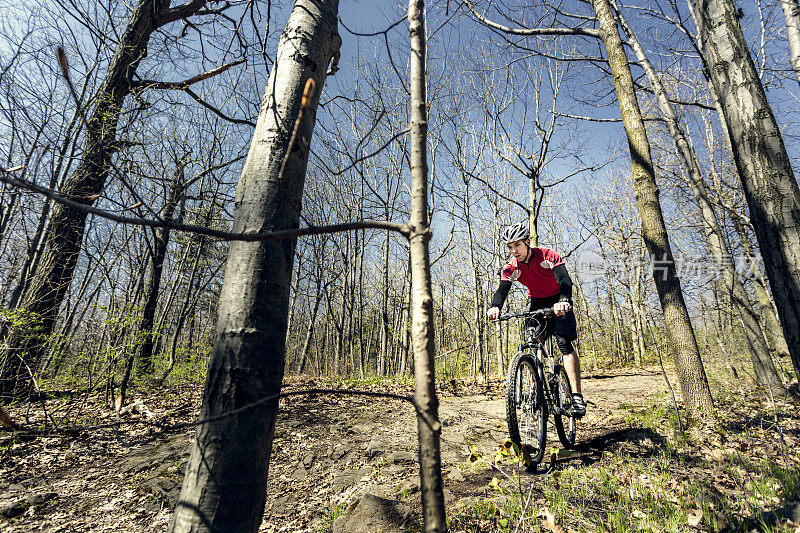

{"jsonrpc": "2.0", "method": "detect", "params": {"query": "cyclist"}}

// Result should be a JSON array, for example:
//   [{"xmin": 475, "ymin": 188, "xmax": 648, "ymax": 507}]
[{"xmin": 487, "ymin": 221, "xmax": 586, "ymax": 417}]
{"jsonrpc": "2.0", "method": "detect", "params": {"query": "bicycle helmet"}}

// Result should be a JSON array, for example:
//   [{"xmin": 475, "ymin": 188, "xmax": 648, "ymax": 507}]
[{"xmin": 500, "ymin": 221, "xmax": 530, "ymax": 244}]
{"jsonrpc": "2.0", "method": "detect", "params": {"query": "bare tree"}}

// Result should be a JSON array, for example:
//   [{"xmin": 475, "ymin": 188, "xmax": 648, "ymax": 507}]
[
  {"xmin": 0, "ymin": 0, "xmax": 212, "ymax": 397},
  {"xmin": 691, "ymin": 0, "xmax": 800, "ymax": 381},
  {"xmin": 590, "ymin": 0, "xmax": 714, "ymax": 421},
  {"xmin": 169, "ymin": 0, "xmax": 341, "ymax": 530},
  {"xmin": 613, "ymin": 0, "xmax": 786, "ymax": 393},
  {"xmin": 407, "ymin": 1, "xmax": 447, "ymax": 529}
]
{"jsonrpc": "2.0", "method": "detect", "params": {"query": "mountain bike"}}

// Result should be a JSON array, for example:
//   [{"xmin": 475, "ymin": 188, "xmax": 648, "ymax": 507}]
[{"xmin": 494, "ymin": 308, "xmax": 578, "ymax": 468}]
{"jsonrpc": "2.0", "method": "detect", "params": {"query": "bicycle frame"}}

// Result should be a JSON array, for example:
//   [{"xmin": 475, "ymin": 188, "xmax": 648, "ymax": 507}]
[{"xmin": 521, "ymin": 317, "xmax": 568, "ymax": 418}]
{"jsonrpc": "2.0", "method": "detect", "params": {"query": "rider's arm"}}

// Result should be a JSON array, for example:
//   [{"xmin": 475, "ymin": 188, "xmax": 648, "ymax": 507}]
[
  {"xmin": 490, "ymin": 280, "xmax": 512, "ymax": 309},
  {"xmin": 553, "ymin": 264, "xmax": 573, "ymax": 303}
]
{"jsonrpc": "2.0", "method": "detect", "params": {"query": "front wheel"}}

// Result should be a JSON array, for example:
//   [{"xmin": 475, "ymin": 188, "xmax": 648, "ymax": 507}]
[
  {"xmin": 506, "ymin": 353, "xmax": 546, "ymax": 467},
  {"xmin": 553, "ymin": 364, "xmax": 577, "ymax": 448}
]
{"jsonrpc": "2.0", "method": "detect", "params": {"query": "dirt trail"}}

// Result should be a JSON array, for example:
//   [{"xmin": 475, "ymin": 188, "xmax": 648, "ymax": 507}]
[
  {"xmin": 0, "ymin": 367, "xmax": 676, "ymax": 532},
  {"xmin": 255, "ymin": 366, "xmax": 675, "ymax": 531}
]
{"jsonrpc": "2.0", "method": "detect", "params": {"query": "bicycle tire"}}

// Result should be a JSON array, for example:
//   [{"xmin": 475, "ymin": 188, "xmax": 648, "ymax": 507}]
[
  {"xmin": 506, "ymin": 352, "xmax": 546, "ymax": 466},
  {"xmin": 552, "ymin": 364, "xmax": 577, "ymax": 448}
]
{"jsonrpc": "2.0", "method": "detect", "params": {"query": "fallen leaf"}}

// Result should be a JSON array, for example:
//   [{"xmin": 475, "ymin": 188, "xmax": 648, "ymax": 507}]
[{"xmin": 687, "ymin": 508, "xmax": 703, "ymax": 527}]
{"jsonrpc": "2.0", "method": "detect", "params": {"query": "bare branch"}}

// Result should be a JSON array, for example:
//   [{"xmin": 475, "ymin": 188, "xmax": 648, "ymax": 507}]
[
  {"xmin": 553, "ymin": 110, "xmax": 663, "ymax": 122},
  {"xmin": 461, "ymin": 0, "xmax": 601, "ymax": 38},
  {"xmin": 132, "ymin": 59, "xmax": 246, "ymax": 90},
  {"xmin": 183, "ymin": 87, "xmax": 256, "ymax": 127},
  {"xmin": 158, "ymin": 0, "xmax": 209, "ymax": 27},
  {"xmin": 323, "ymin": 127, "xmax": 410, "ymax": 177},
  {"xmin": 0, "ymin": 170, "xmax": 411, "ymax": 241},
  {"xmin": 338, "ymin": 14, "xmax": 407, "ymax": 37}
]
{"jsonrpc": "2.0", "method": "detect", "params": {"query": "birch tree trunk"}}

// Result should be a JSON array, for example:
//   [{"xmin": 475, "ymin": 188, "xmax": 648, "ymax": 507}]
[
  {"xmin": 407, "ymin": 1, "xmax": 446, "ymax": 530},
  {"xmin": 780, "ymin": 0, "xmax": 800, "ymax": 85},
  {"xmin": 691, "ymin": 0, "xmax": 800, "ymax": 380},
  {"xmin": 614, "ymin": 2, "xmax": 786, "ymax": 393},
  {"xmin": 591, "ymin": 0, "xmax": 714, "ymax": 421},
  {"xmin": 169, "ymin": 2, "xmax": 340, "ymax": 531}
]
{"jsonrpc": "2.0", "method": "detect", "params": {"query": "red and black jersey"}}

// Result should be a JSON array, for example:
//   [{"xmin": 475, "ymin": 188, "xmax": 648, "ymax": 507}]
[
  {"xmin": 491, "ymin": 246, "xmax": 573, "ymax": 310},
  {"xmin": 500, "ymin": 247, "xmax": 564, "ymax": 299}
]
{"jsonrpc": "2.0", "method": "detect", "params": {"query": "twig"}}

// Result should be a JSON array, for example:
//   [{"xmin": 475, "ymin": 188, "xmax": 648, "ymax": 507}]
[
  {"xmin": 56, "ymin": 47, "xmax": 94, "ymax": 142},
  {"xmin": 2, "ymin": 388, "xmax": 416, "ymax": 448},
  {"xmin": 278, "ymin": 78, "xmax": 316, "ymax": 182},
  {"xmin": 132, "ymin": 59, "xmax": 246, "ymax": 90},
  {"xmin": 0, "ymin": 166, "xmax": 411, "ymax": 240},
  {"xmin": 655, "ymin": 342, "xmax": 683, "ymax": 434},
  {"xmin": 461, "ymin": 0, "xmax": 601, "ymax": 37},
  {"xmin": 514, "ymin": 483, "xmax": 536, "ymax": 533}
]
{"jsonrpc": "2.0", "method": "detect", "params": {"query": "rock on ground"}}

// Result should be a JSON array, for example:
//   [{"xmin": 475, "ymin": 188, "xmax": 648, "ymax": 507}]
[{"xmin": 332, "ymin": 493, "xmax": 412, "ymax": 533}]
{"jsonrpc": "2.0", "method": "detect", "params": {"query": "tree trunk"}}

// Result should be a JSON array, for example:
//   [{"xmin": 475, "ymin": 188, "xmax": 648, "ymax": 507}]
[
  {"xmin": 298, "ymin": 277, "xmax": 324, "ymax": 374},
  {"xmin": 0, "ymin": 0, "xmax": 207, "ymax": 398},
  {"xmin": 407, "ymin": 1, "xmax": 446, "ymax": 529},
  {"xmin": 157, "ymin": 242, "xmax": 204, "ymax": 385},
  {"xmin": 731, "ymin": 216, "xmax": 791, "ymax": 361},
  {"xmin": 780, "ymin": 0, "xmax": 800, "ymax": 85},
  {"xmin": 608, "ymin": 285, "xmax": 626, "ymax": 365},
  {"xmin": 528, "ymin": 177, "xmax": 539, "ymax": 247},
  {"xmin": 623, "ymin": 281, "xmax": 643, "ymax": 366},
  {"xmin": 492, "ymin": 212, "xmax": 505, "ymax": 377},
  {"xmin": 464, "ymin": 180, "xmax": 484, "ymax": 379},
  {"xmin": 137, "ymin": 161, "xmax": 186, "ymax": 375},
  {"xmin": 614, "ymin": 2, "xmax": 785, "ymax": 393},
  {"xmin": 692, "ymin": 0, "xmax": 800, "ymax": 380},
  {"xmin": 591, "ymin": 0, "xmax": 714, "ymax": 421},
  {"xmin": 169, "ymin": 2, "xmax": 340, "ymax": 531},
  {"xmin": 380, "ymin": 228, "xmax": 390, "ymax": 375}
]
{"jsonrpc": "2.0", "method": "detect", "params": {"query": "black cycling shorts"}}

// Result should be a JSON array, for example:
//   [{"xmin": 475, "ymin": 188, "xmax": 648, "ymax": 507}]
[{"xmin": 528, "ymin": 294, "xmax": 578, "ymax": 354}]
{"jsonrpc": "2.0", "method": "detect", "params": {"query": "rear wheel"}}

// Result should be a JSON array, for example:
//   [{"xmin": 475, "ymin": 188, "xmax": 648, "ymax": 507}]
[
  {"xmin": 553, "ymin": 364, "xmax": 577, "ymax": 448},
  {"xmin": 506, "ymin": 353, "xmax": 546, "ymax": 467}
]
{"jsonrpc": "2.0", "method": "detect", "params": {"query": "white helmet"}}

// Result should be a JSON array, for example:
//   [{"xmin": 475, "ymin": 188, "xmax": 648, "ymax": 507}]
[{"xmin": 501, "ymin": 222, "xmax": 530, "ymax": 244}]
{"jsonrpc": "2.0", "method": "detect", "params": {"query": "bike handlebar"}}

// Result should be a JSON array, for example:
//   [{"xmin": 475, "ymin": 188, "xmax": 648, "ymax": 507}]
[{"xmin": 492, "ymin": 307, "xmax": 555, "ymax": 322}]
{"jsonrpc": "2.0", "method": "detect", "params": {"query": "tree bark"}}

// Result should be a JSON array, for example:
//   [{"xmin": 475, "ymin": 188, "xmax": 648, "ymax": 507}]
[
  {"xmin": 528, "ymin": 177, "xmax": 539, "ymax": 247},
  {"xmin": 730, "ymin": 216, "xmax": 791, "ymax": 361},
  {"xmin": 780, "ymin": 0, "xmax": 800, "ymax": 86},
  {"xmin": 169, "ymin": 1, "xmax": 340, "ymax": 531},
  {"xmin": 407, "ymin": 1, "xmax": 446, "ymax": 530},
  {"xmin": 463, "ymin": 179, "xmax": 485, "ymax": 379},
  {"xmin": 380, "ymin": 228, "xmax": 391, "ymax": 375},
  {"xmin": 298, "ymin": 273, "xmax": 325, "ymax": 374},
  {"xmin": 691, "ymin": 0, "xmax": 800, "ymax": 380},
  {"xmin": 493, "ymin": 212, "xmax": 505, "ymax": 378},
  {"xmin": 591, "ymin": 0, "xmax": 714, "ymax": 421}
]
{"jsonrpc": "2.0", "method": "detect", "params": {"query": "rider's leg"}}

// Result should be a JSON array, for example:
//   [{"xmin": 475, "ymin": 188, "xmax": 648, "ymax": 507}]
[
  {"xmin": 563, "ymin": 349, "xmax": 582, "ymax": 395},
  {"xmin": 554, "ymin": 335, "xmax": 581, "ymax": 394},
  {"xmin": 556, "ymin": 335, "xmax": 585, "ymax": 416}
]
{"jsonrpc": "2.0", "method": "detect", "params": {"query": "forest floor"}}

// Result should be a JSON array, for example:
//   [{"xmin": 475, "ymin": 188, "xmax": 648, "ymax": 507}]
[{"xmin": 1, "ymin": 364, "xmax": 799, "ymax": 532}]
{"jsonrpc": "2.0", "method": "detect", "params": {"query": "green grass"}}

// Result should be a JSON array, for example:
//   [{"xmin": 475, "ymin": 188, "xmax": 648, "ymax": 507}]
[
  {"xmin": 447, "ymin": 496, "xmax": 521, "ymax": 533},
  {"xmin": 313, "ymin": 501, "xmax": 347, "ymax": 532},
  {"xmin": 481, "ymin": 391, "xmax": 800, "ymax": 533}
]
